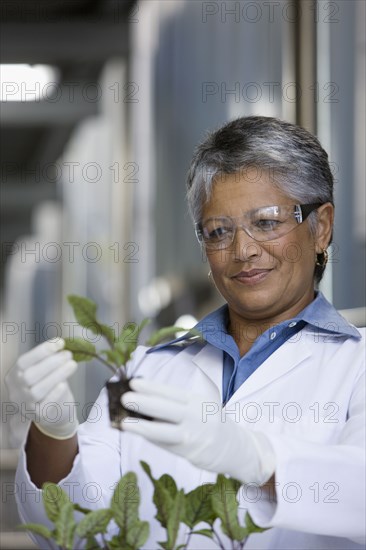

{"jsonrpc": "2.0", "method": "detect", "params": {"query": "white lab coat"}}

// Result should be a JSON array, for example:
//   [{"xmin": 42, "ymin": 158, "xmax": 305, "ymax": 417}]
[{"xmin": 16, "ymin": 325, "xmax": 366, "ymax": 549}]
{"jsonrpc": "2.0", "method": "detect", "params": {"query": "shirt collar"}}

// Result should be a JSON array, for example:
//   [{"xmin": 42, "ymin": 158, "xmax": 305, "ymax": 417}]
[
  {"xmin": 147, "ymin": 291, "xmax": 361, "ymax": 353},
  {"xmin": 299, "ymin": 291, "xmax": 361, "ymax": 338}
]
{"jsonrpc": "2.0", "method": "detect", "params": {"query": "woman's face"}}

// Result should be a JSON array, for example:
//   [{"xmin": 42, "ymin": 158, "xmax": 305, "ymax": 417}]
[{"xmin": 202, "ymin": 170, "xmax": 333, "ymax": 325}]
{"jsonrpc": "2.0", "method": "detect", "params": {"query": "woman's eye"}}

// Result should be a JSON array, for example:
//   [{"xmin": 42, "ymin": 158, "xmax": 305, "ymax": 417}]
[
  {"xmin": 254, "ymin": 219, "xmax": 281, "ymax": 230},
  {"xmin": 207, "ymin": 226, "xmax": 232, "ymax": 239}
]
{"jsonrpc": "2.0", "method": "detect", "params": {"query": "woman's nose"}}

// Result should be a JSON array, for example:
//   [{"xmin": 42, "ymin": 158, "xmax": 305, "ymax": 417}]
[{"xmin": 232, "ymin": 226, "xmax": 262, "ymax": 261}]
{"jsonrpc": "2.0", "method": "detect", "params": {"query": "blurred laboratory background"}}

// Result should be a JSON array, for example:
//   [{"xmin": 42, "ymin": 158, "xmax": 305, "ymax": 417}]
[{"xmin": 0, "ymin": 0, "xmax": 365, "ymax": 547}]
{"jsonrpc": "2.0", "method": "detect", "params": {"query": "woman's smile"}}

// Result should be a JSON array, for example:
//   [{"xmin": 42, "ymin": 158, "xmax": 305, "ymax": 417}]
[{"xmin": 230, "ymin": 268, "xmax": 273, "ymax": 286}]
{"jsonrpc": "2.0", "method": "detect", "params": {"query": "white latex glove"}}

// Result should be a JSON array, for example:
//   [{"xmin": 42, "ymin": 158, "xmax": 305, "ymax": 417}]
[
  {"xmin": 121, "ymin": 378, "xmax": 275, "ymax": 486},
  {"xmin": 5, "ymin": 338, "xmax": 79, "ymax": 440}
]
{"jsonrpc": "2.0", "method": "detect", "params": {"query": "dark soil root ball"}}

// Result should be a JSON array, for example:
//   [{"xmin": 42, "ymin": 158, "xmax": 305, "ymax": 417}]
[{"xmin": 106, "ymin": 378, "xmax": 153, "ymax": 430}]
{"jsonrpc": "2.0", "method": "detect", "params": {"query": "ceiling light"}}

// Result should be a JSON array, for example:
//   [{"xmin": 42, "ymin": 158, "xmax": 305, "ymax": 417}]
[{"xmin": 0, "ymin": 64, "xmax": 59, "ymax": 101}]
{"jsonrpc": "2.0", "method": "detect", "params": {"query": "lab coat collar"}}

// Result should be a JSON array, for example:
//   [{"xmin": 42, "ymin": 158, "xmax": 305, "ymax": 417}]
[
  {"xmin": 192, "ymin": 331, "xmax": 312, "ymax": 405},
  {"xmin": 190, "ymin": 334, "xmax": 312, "ymax": 401},
  {"xmin": 301, "ymin": 291, "xmax": 361, "ymax": 339},
  {"xmin": 191, "ymin": 343, "xmax": 224, "ymax": 396},
  {"xmin": 225, "ymin": 333, "xmax": 312, "ymax": 401}
]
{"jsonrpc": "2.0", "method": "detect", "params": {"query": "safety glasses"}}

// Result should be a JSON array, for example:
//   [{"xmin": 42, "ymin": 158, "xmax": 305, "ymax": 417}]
[{"xmin": 195, "ymin": 203, "xmax": 322, "ymax": 250}]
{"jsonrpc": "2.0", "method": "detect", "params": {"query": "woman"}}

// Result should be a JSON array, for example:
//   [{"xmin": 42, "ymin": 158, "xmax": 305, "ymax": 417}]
[{"xmin": 8, "ymin": 116, "xmax": 365, "ymax": 549}]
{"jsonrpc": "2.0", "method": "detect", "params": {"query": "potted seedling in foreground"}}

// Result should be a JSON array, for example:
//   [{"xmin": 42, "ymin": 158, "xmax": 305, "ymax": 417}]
[
  {"xmin": 63, "ymin": 295, "xmax": 191, "ymax": 427},
  {"xmin": 21, "ymin": 462, "xmax": 267, "ymax": 550},
  {"xmin": 20, "ymin": 295, "xmax": 268, "ymax": 549}
]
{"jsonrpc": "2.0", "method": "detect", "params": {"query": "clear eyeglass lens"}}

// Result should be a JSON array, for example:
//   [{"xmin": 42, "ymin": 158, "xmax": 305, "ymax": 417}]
[{"xmin": 200, "ymin": 205, "xmax": 301, "ymax": 248}]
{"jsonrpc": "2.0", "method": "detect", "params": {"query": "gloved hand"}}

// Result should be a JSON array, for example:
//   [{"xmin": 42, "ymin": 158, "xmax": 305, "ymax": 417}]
[
  {"xmin": 5, "ymin": 338, "xmax": 79, "ymax": 440},
  {"xmin": 121, "ymin": 378, "xmax": 275, "ymax": 486}
]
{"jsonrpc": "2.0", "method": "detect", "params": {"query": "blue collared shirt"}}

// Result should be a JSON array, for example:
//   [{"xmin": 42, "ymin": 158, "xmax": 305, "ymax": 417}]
[{"xmin": 148, "ymin": 292, "xmax": 361, "ymax": 403}]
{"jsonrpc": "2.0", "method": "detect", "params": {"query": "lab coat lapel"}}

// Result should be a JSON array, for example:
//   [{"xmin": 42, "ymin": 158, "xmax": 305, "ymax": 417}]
[
  {"xmin": 187, "ymin": 333, "xmax": 313, "ymax": 401},
  {"xmin": 228, "ymin": 333, "xmax": 312, "ymax": 401},
  {"xmin": 191, "ymin": 344, "xmax": 224, "ymax": 396}
]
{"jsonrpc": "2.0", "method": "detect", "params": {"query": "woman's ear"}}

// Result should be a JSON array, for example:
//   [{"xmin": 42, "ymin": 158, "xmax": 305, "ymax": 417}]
[{"xmin": 315, "ymin": 202, "xmax": 334, "ymax": 252}]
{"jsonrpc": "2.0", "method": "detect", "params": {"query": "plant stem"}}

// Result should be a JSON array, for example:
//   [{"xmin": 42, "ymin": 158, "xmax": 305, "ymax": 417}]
[
  {"xmin": 90, "ymin": 353, "xmax": 118, "ymax": 375},
  {"xmin": 184, "ymin": 528, "xmax": 194, "ymax": 548},
  {"xmin": 212, "ymin": 527, "xmax": 227, "ymax": 550},
  {"xmin": 94, "ymin": 320, "xmax": 115, "ymax": 351}
]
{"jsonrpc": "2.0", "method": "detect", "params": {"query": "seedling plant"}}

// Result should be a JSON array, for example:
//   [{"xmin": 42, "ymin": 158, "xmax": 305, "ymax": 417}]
[{"xmin": 21, "ymin": 295, "xmax": 268, "ymax": 549}]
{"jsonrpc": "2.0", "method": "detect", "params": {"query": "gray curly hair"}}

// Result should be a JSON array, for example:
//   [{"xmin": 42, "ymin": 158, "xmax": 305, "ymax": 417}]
[{"xmin": 186, "ymin": 116, "xmax": 334, "ymax": 282}]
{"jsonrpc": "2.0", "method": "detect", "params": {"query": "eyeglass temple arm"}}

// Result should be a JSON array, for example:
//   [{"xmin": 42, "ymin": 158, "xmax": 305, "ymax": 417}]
[{"xmin": 300, "ymin": 203, "xmax": 323, "ymax": 220}]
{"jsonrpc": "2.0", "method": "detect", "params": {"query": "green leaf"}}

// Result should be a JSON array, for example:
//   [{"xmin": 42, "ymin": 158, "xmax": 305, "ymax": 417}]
[
  {"xmin": 158, "ymin": 541, "xmax": 186, "ymax": 550},
  {"xmin": 117, "ymin": 321, "xmax": 138, "ymax": 343},
  {"xmin": 75, "ymin": 508, "xmax": 113, "ymax": 538},
  {"xmin": 114, "ymin": 340, "xmax": 136, "ymax": 365},
  {"xmin": 183, "ymin": 484, "xmax": 216, "ymax": 528},
  {"xmin": 19, "ymin": 523, "xmax": 53, "ymax": 540},
  {"xmin": 98, "ymin": 323, "xmax": 117, "ymax": 345},
  {"xmin": 146, "ymin": 326, "xmax": 190, "ymax": 347},
  {"xmin": 152, "ymin": 481, "xmax": 173, "ymax": 528},
  {"xmin": 103, "ymin": 348, "xmax": 127, "ymax": 367},
  {"xmin": 42, "ymin": 483, "xmax": 71, "ymax": 522},
  {"xmin": 109, "ymin": 535, "xmax": 134, "ymax": 550},
  {"xmin": 114, "ymin": 318, "xmax": 151, "ymax": 364},
  {"xmin": 63, "ymin": 337, "xmax": 96, "ymax": 362},
  {"xmin": 159, "ymin": 543, "xmax": 188, "ymax": 550},
  {"xmin": 228, "ymin": 477, "xmax": 242, "ymax": 494},
  {"xmin": 118, "ymin": 319, "xmax": 150, "ymax": 344},
  {"xmin": 84, "ymin": 535, "xmax": 101, "ymax": 550},
  {"xmin": 110, "ymin": 472, "xmax": 140, "ymax": 541},
  {"xmin": 244, "ymin": 511, "xmax": 269, "ymax": 534},
  {"xmin": 140, "ymin": 461, "xmax": 173, "ymax": 529},
  {"xmin": 108, "ymin": 535, "xmax": 120, "ymax": 549},
  {"xmin": 67, "ymin": 295, "xmax": 115, "ymax": 345},
  {"xmin": 166, "ymin": 490, "xmax": 185, "ymax": 550},
  {"xmin": 191, "ymin": 528, "xmax": 214, "ymax": 539},
  {"xmin": 73, "ymin": 503, "xmax": 92, "ymax": 515},
  {"xmin": 67, "ymin": 294, "xmax": 98, "ymax": 327},
  {"xmin": 54, "ymin": 499, "xmax": 76, "ymax": 550},
  {"xmin": 140, "ymin": 461, "xmax": 153, "ymax": 481},
  {"xmin": 126, "ymin": 519, "xmax": 150, "ymax": 549},
  {"xmin": 211, "ymin": 475, "xmax": 247, "ymax": 541},
  {"xmin": 158, "ymin": 474, "xmax": 178, "ymax": 499}
]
